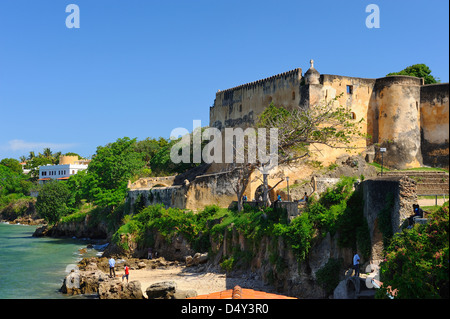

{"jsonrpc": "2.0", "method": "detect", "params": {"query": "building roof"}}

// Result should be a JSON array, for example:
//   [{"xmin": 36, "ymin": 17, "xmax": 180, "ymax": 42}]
[
  {"xmin": 37, "ymin": 178, "xmax": 51, "ymax": 181},
  {"xmin": 188, "ymin": 285, "xmax": 297, "ymax": 299},
  {"xmin": 57, "ymin": 177, "xmax": 70, "ymax": 180}
]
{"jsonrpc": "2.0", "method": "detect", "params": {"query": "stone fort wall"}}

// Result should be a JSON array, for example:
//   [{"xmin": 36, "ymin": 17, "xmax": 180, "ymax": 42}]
[{"xmin": 209, "ymin": 61, "xmax": 449, "ymax": 170}]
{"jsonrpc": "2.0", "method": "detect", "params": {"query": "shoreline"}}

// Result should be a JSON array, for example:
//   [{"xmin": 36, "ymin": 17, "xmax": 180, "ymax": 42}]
[{"xmin": 69, "ymin": 254, "xmax": 278, "ymax": 299}]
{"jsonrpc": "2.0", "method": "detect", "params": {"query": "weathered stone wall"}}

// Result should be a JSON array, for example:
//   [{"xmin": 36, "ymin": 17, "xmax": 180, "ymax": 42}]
[
  {"xmin": 128, "ymin": 186, "xmax": 187, "ymax": 211},
  {"xmin": 362, "ymin": 176, "xmax": 417, "ymax": 261},
  {"xmin": 210, "ymin": 68, "xmax": 302, "ymax": 131},
  {"xmin": 128, "ymin": 176, "xmax": 176, "ymax": 189},
  {"xmin": 185, "ymin": 171, "xmax": 238, "ymax": 210},
  {"xmin": 420, "ymin": 83, "xmax": 449, "ymax": 169},
  {"xmin": 370, "ymin": 76, "xmax": 423, "ymax": 169}
]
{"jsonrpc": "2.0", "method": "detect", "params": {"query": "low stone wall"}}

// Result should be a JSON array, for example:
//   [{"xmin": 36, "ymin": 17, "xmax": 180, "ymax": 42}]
[{"xmin": 128, "ymin": 186, "xmax": 187, "ymax": 212}]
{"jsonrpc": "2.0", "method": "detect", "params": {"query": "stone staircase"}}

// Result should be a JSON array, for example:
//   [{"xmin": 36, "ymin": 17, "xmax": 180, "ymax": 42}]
[{"xmin": 378, "ymin": 171, "xmax": 449, "ymax": 196}]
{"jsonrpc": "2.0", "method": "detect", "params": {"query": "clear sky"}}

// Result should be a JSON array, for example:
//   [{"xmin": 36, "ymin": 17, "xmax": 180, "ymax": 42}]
[{"xmin": 0, "ymin": 0, "xmax": 448, "ymax": 160}]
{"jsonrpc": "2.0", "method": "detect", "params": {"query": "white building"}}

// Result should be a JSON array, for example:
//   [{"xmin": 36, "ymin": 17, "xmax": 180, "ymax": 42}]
[{"xmin": 38, "ymin": 155, "xmax": 90, "ymax": 184}]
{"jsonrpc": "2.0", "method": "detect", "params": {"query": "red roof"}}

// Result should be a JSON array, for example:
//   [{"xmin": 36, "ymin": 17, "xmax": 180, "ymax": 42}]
[
  {"xmin": 38, "ymin": 178, "xmax": 51, "ymax": 181},
  {"xmin": 57, "ymin": 177, "xmax": 70, "ymax": 180},
  {"xmin": 188, "ymin": 285, "xmax": 296, "ymax": 299}
]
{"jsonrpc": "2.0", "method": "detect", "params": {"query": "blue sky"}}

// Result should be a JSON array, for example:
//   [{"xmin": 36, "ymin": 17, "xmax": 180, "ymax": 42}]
[{"xmin": 0, "ymin": 0, "xmax": 448, "ymax": 160}]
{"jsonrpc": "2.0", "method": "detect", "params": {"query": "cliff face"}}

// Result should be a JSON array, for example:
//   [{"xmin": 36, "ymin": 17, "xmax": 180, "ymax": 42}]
[
  {"xmin": 33, "ymin": 218, "xmax": 108, "ymax": 239},
  {"xmin": 208, "ymin": 226, "xmax": 353, "ymax": 298}
]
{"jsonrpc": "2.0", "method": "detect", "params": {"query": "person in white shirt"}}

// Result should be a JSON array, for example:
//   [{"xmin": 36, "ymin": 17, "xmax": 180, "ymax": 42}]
[
  {"xmin": 353, "ymin": 253, "xmax": 360, "ymax": 277},
  {"xmin": 109, "ymin": 257, "xmax": 116, "ymax": 278}
]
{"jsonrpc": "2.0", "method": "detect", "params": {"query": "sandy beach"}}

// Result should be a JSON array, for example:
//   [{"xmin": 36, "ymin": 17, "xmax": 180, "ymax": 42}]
[{"xmin": 113, "ymin": 262, "xmax": 275, "ymax": 298}]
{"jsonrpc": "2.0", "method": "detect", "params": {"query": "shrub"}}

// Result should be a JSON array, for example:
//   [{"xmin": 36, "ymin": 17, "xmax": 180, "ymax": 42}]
[
  {"xmin": 316, "ymin": 258, "xmax": 343, "ymax": 295},
  {"xmin": 36, "ymin": 181, "xmax": 71, "ymax": 224},
  {"xmin": 377, "ymin": 203, "xmax": 449, "ymax": 299}
]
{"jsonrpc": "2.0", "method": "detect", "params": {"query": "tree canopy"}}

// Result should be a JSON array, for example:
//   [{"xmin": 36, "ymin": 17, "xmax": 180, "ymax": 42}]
[
  {"xmin": 36, "ymin": 180, "xmax": 71, "ymax": 224},
  {"xmin": 82, "ymin": 137, "xmax": 146, "ymax": 208},
  {"xmin": 387, "ymin": 64, "xmax": 440, "ymax": 84}
]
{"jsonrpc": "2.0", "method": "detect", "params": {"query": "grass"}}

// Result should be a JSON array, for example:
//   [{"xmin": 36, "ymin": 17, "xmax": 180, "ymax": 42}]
[
  {"xmin": 368, "ymin": 162, "xmax": 448, "ymax": 173},
  {"xmin": 418, "ymin": 195, "xmax": 448, "ymax": 199},
  {"xmin": 422, "ymin": 206, "xmax": 444, "ymax": 214}
]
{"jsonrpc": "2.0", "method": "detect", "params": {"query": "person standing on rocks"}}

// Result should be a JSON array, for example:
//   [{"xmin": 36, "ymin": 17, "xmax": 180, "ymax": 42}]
[
  {"xmin": 353, "ymin": 253, "xmax": 360, "ymax": 277},
  {"xmin": 122, "ymin": 264, "xmax": 130, "ymax": 283},
  {"xmin": 109, "ymin": 257, "xmax": 116, "ymax": 278}
]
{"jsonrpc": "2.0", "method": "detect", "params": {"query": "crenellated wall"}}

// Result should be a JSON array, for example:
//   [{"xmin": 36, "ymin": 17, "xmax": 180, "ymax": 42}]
[{"xmin": 210, "ymin": 68, "xmax": 302, "ymax": 131}]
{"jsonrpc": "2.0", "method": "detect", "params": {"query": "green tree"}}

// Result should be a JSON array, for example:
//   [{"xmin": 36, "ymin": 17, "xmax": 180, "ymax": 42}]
[
  {"xmin": 36, "ymin": 181, "xmax": 71, "ymax": 224},
  {"xmin": 134, "ymin": 137, "xmax": 168, "ymax": 163},
  {"xmin": 0, "ymin": 158, "xmax": 22, "ymax": 174},
  {"xmin": 0, "ymin": 165, "xmax": 30, "ymax": 196},
  {"xmin": 387, "ymin": 64, "xmax": 440, "ymax": 84},
  {"xmin": 149, "ymin": 130, "xmax": 208, "ymax": 176},
  {"xmin": 86, "ymin": 137, "xmax": 146, "ymax": 208}
]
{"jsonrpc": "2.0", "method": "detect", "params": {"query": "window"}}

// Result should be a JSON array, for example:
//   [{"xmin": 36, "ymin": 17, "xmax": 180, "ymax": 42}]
[
  {"xmin": 347, "ymin": 85, "xmax": 353, "ymax": 94},
  {"xmin": 351, "ymin": 112, "xmax": 357, "ymax": 120},
  {"xmin": 292, "ymin": 91, "xmax": 295, "ymax": 100}
]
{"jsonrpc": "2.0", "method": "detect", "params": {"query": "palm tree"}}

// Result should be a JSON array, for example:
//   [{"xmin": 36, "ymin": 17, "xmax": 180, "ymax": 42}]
[{"xmin": 43, "ymin": 148, "xmax": 52, "ymax": 159}]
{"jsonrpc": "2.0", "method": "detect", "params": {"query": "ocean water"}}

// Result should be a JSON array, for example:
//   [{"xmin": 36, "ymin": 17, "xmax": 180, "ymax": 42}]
[{"xmin": 0, "ymin": 223, "xmax": 103, "ymax": 299}]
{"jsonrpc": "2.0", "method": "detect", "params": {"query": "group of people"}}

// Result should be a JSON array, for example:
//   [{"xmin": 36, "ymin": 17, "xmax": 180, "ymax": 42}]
[
  {"xmin": 242, "ymin": 192, "xmax": 310, "ymax": 204},
  {"xmin": 107, "ymin": 247, "xmax": 157, "ymax": 283},
  {"xmin": 108, "ymin": 257, "xmax": 130, "ymax": 283}
]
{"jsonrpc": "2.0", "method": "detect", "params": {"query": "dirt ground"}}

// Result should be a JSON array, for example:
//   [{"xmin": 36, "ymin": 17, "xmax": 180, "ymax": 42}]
[{"xmin": 418, "ymin": 198, "xmax": 448, "ymax": 208}]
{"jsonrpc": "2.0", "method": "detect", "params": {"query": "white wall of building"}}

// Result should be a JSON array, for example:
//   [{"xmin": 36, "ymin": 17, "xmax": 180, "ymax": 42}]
[{"xmin": 38, "ymin": 163, "xmax": 88, "ymax": 184}]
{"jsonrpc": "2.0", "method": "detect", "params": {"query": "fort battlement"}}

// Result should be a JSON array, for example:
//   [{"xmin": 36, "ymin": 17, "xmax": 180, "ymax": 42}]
[
  {"xmin": 216, "ymin": 68, "xmax": 302, "ymax": 96},
  {"xmin": 210, "ymin": 60, "xmax": 449, "ymax": 170}
]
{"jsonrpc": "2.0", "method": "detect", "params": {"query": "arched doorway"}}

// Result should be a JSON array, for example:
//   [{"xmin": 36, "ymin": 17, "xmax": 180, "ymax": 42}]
[
  {"xmin": 151, "ymin": 183, "xmax": 168, "ymax": 188},
  {"xmin": 254, "ymin": 184, "xmax": 276, "ymax": 202}
]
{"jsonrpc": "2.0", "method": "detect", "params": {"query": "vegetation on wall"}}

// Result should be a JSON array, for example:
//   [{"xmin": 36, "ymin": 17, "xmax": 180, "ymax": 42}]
[
  {"xmin": 387, "ymin": 63, "xmax": 440, "ymax": 84},
  {"xmin": 377, "ymin": 202, "xmax": 449, "ymax": 299},
  {"xmin": 110, "ymin": 176, "xmax": 369, "ymax": 271},
  {"xmin": 315, "ymin": 258, "xmax": 343, "ymax": 295}
]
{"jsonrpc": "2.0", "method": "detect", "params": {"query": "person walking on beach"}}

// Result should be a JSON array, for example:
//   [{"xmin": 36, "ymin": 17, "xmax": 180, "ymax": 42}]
[
  {"xmin": 122, "ymin": 264, "xmax": 130, "ymax": 283},
  {"xmin": 109, "ymin": 257, "xmax": 116, "ymax": 278}
]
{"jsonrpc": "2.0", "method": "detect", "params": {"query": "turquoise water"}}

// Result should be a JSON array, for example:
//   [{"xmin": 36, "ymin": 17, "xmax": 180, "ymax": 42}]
[{"xmin": 0, "ymin": 223, "xmax": 101, "ymax": 299}]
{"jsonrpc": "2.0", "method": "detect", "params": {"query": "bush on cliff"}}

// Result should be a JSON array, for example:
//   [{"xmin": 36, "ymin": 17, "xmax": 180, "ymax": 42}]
[
  {"xmin": 377, "ymin": 202, "xmax": 449, "ymax": 299},
  {"xmin": 36, "ymin": 181, "xmax": 71, "ymax": 224},
  {"xmin": 112, "ymin": 204, "xmax": 224, "ymax": 252}
]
